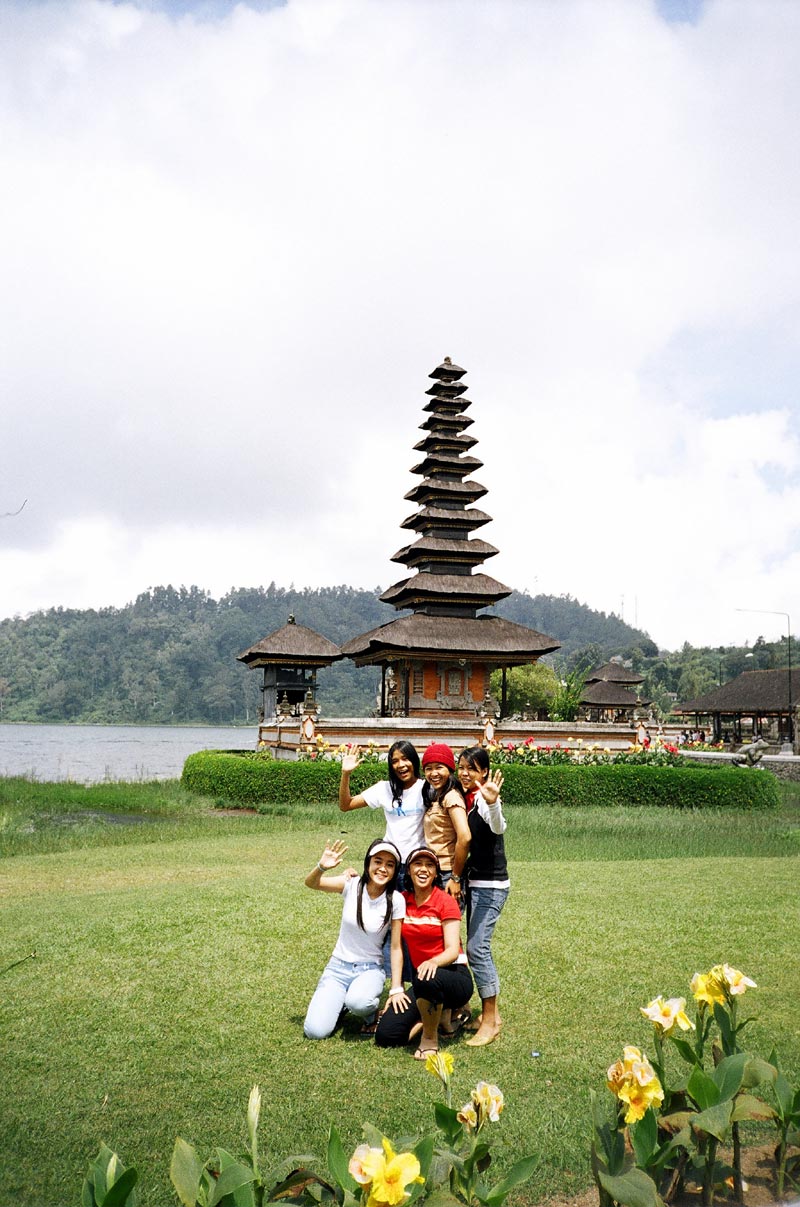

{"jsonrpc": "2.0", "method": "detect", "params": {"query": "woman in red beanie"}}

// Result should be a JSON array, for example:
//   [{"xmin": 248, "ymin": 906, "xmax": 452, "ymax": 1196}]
[{"xmin": 420, "ymin": 742, "xmax": 471, "ymax": 904}]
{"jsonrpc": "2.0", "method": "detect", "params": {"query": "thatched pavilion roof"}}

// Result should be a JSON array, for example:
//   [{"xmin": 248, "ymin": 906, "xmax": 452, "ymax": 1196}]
[
  {"xmin": 679, "ymin": 668, "xmax": 799, "ymax": 715},
  {"xmin": 585, "ymin": 661, "xmax": 644, "ymax": 685},
  {"xmin": 580, "ymin": 681, "xmax": 641, "ymax": 708},
  {"xmin": 237, "ymin": 618, "xmax": 342, "ymax": 667}
]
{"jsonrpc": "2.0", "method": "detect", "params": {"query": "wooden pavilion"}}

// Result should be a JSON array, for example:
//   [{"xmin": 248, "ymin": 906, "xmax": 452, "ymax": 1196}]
[
  {"xmin": 580, "ymin": 660, "xmax": 645, "ymax": 723},
  {"xmin": 342, "ymin": 358, "xmax": 559, "ymax": 718},
  {"xmin": 237, "ymin": 615, "xmax": 342, "ymax": 721},
  {"xmin": 678, "ymin": 668, "xmax": 799, "ymax": 745}
]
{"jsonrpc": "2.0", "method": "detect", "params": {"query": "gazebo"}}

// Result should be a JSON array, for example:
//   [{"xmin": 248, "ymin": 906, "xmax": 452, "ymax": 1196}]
[
  {"xmin": 238, "ymin": 615, "xmax": 342, "ymax": 721},
  {"xmin": 580, "ymin": 660, "xmax": 645, "ymax": 723},
  {"xmin": 678, "ymin": 668, "xmax": 799, "ymax": 746},
  {"xmin": 343, "ymin": 358, "xmax": 559, "ymax": 718}
]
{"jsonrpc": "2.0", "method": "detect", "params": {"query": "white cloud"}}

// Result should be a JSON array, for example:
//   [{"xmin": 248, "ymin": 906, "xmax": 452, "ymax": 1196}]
[{"xmin": 1, "ymin": 0, "xmax": 799, "ymax": 650}]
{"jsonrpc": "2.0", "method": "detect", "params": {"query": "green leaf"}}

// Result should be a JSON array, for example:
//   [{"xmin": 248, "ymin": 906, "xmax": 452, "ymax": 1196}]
[
  {"xmin": 630, "ymin": 1109, "xmax": 658, "ymax": 1168},
  {"xmin": 102, "ymin": 1167, "xmax": 139, "ymax": 1207},
  {"xmin": 208, "ymin": 1161, "xmax": 255, "ymax": 1207},
  {"xmin": 688, "ymin": 1067, "xmax": 719, "ymax": 1111},
  {"xmin": 691, "ymin": 1100, "xmax": 733, "ymax": 1142},
  {"xmin": 670, "ymin": 1037, "xmax": 700, "ymax": 1067},
  {"xmin": 171, "ymin": 1138, "xmax": 205, "ymax": 1207},
  {"xmin": 413, "ymin": 1134, "xmax": 435, "ymax": 1180},
  {"xmin": 596, "ymin": 1167, "xmax": 661, "ymax": 1207},
  {"xmin": 419, "ymin": 1190, "xmax": 462, "ymax": 1207},
  {"xmin": 742, "ymin": 1056, "xmax": 777, "ymax": 1089},
  {"xmin": 483, "ymin": 1155, "xmax": 540, "ymax": 1207},
  {"xmin": 713, "ymin": 1053, "xmax": 746, "ymax": 1102},
  {"xmin": 730, "ymin": 1094, "xmax": 776, "ymax": 1123},
  {"xmin": 434, "ymin": 1102, "xmax": 462, "ymax": 1144},
  {"xmin": 327, "ymin": 1124, "xmax": 357, "ymax": 1192}
]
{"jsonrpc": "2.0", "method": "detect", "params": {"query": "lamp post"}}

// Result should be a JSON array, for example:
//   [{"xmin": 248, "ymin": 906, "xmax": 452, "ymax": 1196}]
[{"xmin": 736, "ymin": 608, "xmax": 793, "ymax": 746}]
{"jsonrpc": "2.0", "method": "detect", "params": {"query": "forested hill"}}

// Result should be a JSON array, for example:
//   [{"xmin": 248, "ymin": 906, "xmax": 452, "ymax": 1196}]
[{"xmin": 0, "ymin": 583, "xmax": 657, "ymax": 725}]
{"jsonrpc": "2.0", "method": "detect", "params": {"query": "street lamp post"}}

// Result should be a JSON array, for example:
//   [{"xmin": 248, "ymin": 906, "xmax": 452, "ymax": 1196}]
[{"xmin": 735, "ymin": 608, "xmax": 793, "ymax": 747}]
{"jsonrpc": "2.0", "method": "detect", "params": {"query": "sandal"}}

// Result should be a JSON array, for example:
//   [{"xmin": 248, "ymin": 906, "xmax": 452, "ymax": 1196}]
[
  {"xmin": 413, "ymin": 1046, "xmax": 439, "ymax": 1061},
  {"xmin": 356, "ymin": 1020, "xmax": 378, "ymax": 1039},
  {"xmin": 440, "ymin": 1008, "xmax": 471, "ymax": 1037}
]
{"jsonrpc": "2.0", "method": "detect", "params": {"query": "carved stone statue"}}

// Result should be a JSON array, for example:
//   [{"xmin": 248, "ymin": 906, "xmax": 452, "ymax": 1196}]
[{"xmin": 731, "ymin": 737, "xmax": 769, "ymax": 767}]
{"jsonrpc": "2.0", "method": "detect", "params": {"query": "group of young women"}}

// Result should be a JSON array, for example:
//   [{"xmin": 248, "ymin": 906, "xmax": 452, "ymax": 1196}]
[{"xmin": 302, "ymin": 739, "xmax": 509, "ymax": 1057}]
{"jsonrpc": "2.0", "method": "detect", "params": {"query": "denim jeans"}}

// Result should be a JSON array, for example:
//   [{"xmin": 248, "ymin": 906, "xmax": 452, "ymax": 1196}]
[
  {"xmin": 303, "ymin": 956, "xmax": 385, "ymax": 1040},
  {"xmin": 466, "ymin": 886, "xmax": 509, "ymax": 999}
]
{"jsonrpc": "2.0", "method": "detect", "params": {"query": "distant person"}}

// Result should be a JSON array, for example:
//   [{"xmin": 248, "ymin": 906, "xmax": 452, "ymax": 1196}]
[{"xmin": 303, "ymin": 838, "xmax": 405, "ymax": 1039}]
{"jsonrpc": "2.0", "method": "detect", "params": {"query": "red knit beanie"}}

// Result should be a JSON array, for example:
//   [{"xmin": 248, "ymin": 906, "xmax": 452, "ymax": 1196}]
[{"xmin": 421, "ymin": 742, "xmax": 455, "ymax": 771}]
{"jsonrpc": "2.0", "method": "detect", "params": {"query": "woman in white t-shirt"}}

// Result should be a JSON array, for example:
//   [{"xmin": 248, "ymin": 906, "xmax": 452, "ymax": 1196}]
[
  {"xmin": 338, "ymin": 741, "xmax": 425, "ymax": 863},
  {"xmin": 303, "ymin": 838, "xmax": 406, "ymax": 1039}
]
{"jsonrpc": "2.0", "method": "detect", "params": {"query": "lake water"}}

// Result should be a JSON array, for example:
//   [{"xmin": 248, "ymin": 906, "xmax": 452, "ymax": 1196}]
[{"xmin": 0, "ymin": 723, "xmax": 256, "ymax": 783}]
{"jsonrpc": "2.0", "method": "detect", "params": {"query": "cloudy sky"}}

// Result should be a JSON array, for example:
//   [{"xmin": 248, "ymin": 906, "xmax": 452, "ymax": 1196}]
[{"xmin": 1, "ymin": 0, "xmax": 799, "ymax": 651}]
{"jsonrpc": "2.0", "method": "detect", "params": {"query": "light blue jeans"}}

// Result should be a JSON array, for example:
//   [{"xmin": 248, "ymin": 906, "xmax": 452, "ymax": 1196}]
[
  {"xmin": 303, "ymin": 956, "xmax": 385, "ymax": 1040},
  {"xmin": 466, "ymin": 886, "xmax": 509, "ymax": 999}
]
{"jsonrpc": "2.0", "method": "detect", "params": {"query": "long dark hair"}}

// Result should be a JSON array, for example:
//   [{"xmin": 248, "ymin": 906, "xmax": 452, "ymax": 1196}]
[
  {"xmin": 387, "ymin": 740, "xmax": 421, "ymax": 806},
  {"xmin": 356, "ymin": 838, "xmax": 401, "ymax": 931},
  {"xmin": 422, "ymin": 769, "xmax": 464, "ymax": 809},
  {"xmin": 460, "ymin": 745, "xmax": 490, "ymax": 778}
]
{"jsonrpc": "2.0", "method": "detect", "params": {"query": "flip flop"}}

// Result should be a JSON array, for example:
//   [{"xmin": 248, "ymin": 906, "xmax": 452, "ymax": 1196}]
[
  {"xmin": 440, "ymin": 1008, "xmax": 471, "ymax": 1037},
  {"xmin": 413, "ymin": 1046, "xmax": 439, "ymax": 1060}
]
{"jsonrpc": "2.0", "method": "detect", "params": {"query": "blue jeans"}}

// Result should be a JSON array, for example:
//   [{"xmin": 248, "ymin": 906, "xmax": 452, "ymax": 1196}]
[
  {"xmin": 466, "ymin": 886, "xmax": 509, "ymax": 999},
  {"xmin": 303, "ymin": 956, "xmax": 385, "ymax": 1040}
]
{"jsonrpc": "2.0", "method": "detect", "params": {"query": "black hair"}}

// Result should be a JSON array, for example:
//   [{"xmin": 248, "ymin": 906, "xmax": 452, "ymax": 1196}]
[
  {"xmin": 356, "ymin": 838, "xmax": 401, "ymax": 931},
  {"xmin": 422, "ymin": 767, "xmax": 464, "ymax": 810},
  {"xmin": 387, "ymin": 740, "xmax": 421, "ymax": 806},
  {"xmin": 459, "ymin": 745, "xmax": 490, "ymax": 779}
]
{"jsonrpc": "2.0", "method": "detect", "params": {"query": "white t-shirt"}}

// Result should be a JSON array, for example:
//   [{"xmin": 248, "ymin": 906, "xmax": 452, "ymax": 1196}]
[
  {"xmin": 331, "ymin": 876, "xmax": 406, "ymax": 964},
  {"xmin": 360, "ymin": 778, "xmax": 426, "ymax": 860}
]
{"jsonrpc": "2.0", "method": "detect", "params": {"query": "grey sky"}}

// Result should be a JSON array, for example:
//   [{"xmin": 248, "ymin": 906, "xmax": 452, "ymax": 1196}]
[{"xmin": 1, "ymin": 0, "xmax": 798, "ymax": 649}]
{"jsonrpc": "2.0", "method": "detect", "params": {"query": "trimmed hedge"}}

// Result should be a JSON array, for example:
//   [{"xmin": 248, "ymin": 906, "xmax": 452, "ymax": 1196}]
[
  {"xmin": 181, "ymin": 750, "xmax": 385, "ymax": 806},
  {"xmin": 499, "ymin": 762, "xmax": 779, "ymax": 809},
  {"xmin": 181, "ymin": 750, "xmax": 780, "ymax": 811}
]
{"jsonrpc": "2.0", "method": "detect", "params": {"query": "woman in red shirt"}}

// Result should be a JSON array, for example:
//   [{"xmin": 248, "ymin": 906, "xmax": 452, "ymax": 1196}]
[{"xmin": 374, "ymin": 845, "xmax": 473, "ymax": 1059}]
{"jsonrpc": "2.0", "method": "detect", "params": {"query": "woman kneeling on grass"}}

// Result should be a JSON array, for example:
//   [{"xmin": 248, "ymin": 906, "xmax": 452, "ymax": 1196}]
[
  {"xmin": 303, "ymin": 838, "xmax": 406, "ymax": 1040},
  {"xmin": 374, "ymin": 845, "xmax": 473, "ymax": 1060}
]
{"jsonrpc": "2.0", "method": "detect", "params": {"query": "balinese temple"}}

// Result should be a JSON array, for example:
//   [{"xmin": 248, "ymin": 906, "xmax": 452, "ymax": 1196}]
[
  {"xmin": 580, "ymin": 660, "xmax": 645, "ymax": 723},
  {"xmin": 342, "ymin": 358, "xmax": 560, "ymax": 718},
  {"xmin": 237, "ymin": 615, "xmax": 342, "ymax": 721}
]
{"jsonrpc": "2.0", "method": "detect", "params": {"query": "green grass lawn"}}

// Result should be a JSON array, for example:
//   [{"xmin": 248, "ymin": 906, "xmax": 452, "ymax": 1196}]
[{"xmin": 1, "ymin": 778, "xmax": 799, "ymax": 1207}]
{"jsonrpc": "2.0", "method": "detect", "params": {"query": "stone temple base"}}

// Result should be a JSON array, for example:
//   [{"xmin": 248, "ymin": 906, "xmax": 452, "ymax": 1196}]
[{"xmin": 256, "ymin": 716, "xmax": 652, "ymax": 759}]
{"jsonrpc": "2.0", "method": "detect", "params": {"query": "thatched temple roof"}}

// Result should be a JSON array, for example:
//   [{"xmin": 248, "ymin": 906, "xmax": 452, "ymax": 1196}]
[
  {"xmin": 238, "ymin": 617, "xmax": 342, "ymax": 667},
  {"xmin": 679, "ymin": 668, "xmax": 799, "ymax": 715}
]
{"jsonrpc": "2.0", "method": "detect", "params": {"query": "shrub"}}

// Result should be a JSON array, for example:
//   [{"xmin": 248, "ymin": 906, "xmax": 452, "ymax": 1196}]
[
  {"xmin": 181, "ymin": 750, "xmax": 385, "ymax": 807},
  {"xmin": 182, "ymin": 752, "xmax": 779, "ymax": 811},
  {"xmin": 495, "ymin": 763, "xmax": 779, "ymax": 810}
]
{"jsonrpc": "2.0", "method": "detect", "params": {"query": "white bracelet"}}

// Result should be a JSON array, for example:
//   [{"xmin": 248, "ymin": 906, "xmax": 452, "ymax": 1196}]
[
  {"xmin": 388, "ymin": 986, "xmax": 405, "ymax": 996},
  {"xmin": 316, "ymin": 861, "xmax": 326, "ymax": 871}
]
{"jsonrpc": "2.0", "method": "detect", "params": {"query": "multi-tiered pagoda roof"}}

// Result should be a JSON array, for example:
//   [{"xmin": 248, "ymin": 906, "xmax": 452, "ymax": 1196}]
[{"xmin": 343, "ymin": 358, "xmax": 559, "ymax": 668}]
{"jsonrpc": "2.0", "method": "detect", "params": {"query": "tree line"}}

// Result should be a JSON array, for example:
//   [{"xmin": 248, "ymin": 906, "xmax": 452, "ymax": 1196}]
[{"xmin": 0, "ymin": 583, "xmax": 790, "ymax": 725}]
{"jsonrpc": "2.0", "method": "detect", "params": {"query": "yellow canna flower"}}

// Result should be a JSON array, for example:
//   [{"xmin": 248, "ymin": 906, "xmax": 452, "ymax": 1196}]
[
  {"xmin": 425, "ymin": 1050, "xmax": 454, "ymax": 1083},
  {"xmin": 457, "ymin": 1102, "xmax": 479, "ymax": 1130},
  {"xmin": 617, "ymin": 1073, "xmax": 664, "ymax": 1124},
  {"xmin": 691, "ymin": 971, "xmax": 725, "ymax": 1007},
  {"xmin": 472, "ymin": 1081, "xmax": 504, "ymax": 1123},
  {"xmin": 607, "ymin": 1046, "xmax": 664, "ymax": 1124},
  {"xmin": 720, "ymin": 964, "xmax": 757, "ymax": 995},
  {"xmin": 640, "ymin": 996, "xmax": 695, "ymax": 1034},
  {"xmin": 361, "ymin": 1138, "xmax": 424, "ymax": 1207},
  {"xmin": 349, "ymin": 1144, "xmax": 381, "ymax": 1185}
]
